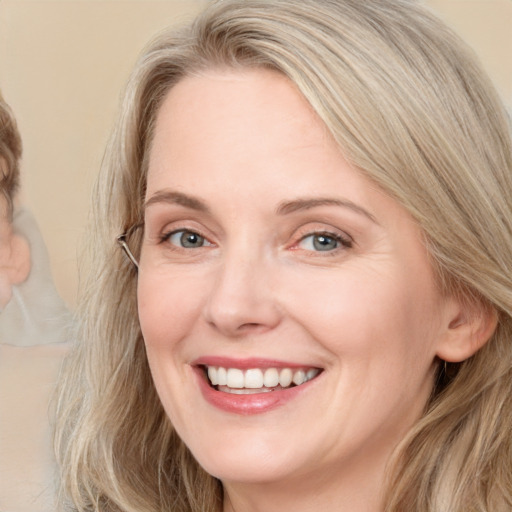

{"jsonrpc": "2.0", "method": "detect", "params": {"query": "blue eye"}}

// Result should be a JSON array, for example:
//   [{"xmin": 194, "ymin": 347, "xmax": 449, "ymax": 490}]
[
  {"xmin": 298, "ymin": 233, "xmax": 350, "ymax": 252},
  {"xmin": 166, "ymin": 230, "xmax": 212, "ymax": 249}
]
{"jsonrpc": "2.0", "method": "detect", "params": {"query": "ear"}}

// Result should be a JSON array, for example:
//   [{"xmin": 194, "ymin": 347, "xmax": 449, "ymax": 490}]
[
  {"xmin": 436, "ymin": 295, "xmax": 498, "ymax": 363},
  {"xmin": 4, "ymin": 233, "xmax": 31, "ymax": 285}
]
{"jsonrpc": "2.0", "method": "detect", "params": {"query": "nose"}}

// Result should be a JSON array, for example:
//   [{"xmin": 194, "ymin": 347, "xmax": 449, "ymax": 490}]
[{"xmin": 202, "ymin": 250, "xmax": 282, "ymax": 337}]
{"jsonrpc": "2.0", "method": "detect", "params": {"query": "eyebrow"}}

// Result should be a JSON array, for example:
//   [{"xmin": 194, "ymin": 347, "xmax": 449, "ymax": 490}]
[
  {"xmin": 145, "ymin": 190, "xmax": 378, "ymax": 225},
  {"xmin": 276, "ymin": 197, "xmax": 378, "ymax": 224},
  {"xmin": 144, "ymin": 190, "xmax": 210, "ymax": 213}
]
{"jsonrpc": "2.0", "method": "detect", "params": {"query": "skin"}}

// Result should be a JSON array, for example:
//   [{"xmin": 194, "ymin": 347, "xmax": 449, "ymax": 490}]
[
  {"xmin": 137, "ymin": 68, "xmax": 475, "ymax": 512},
  {"xmin": 0, "ymin": 197, "xmax": 30, "ymax": 309}
]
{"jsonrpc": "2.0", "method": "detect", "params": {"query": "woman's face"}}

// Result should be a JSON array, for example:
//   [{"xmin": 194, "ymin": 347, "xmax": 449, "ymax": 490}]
[{"xmin": 138, "ymin": 68, "xmax": 453, "ymax": 490}]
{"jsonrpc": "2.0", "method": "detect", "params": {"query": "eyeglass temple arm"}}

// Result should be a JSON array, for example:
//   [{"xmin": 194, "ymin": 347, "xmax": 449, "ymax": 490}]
[{"xmin": 116, "ymin": 234, "xmax": 139, "ymax": 269}]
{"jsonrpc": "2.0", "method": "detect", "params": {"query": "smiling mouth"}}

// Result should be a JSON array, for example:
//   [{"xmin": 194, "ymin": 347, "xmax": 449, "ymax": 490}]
[{"xmin": 203, "ymin": 366, "xmax": 322, "ymax": 395}]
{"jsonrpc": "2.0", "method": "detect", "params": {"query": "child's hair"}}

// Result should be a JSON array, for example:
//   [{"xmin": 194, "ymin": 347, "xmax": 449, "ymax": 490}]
[{"xmin": 0, "ymin": 92, "xmax": 22, "ymax": 218}]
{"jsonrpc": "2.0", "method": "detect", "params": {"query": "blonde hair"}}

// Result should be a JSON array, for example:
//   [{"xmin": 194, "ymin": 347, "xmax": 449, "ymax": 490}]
[
  {"xmin": 0, "ymin": 92, "xmax": 22, "ymax": 218},
  {"xmin": 55, "ymin": 1, "xmax": 512, "ymax": 510}
]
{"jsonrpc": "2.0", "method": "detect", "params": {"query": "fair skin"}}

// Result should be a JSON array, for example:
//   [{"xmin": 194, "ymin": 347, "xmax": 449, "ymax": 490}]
[
  {"xmin": 0, "ymin": 196, "xmax": 30, "ymax": 309},
  {"xmin": 137, "ymin": 68, "xmax": 487, "ymax": 512}
]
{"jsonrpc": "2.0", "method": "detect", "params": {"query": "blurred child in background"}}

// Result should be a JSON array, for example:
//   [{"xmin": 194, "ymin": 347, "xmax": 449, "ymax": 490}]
[{"xmin": 0, "ymin": 91, "xmax": 71, "ymax": 512}]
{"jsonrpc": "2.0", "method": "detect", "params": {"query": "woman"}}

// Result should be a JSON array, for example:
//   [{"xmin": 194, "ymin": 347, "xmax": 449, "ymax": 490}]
[{"xmin": 56, "ymin": 1, "xmax": 512, "ymax": 511}]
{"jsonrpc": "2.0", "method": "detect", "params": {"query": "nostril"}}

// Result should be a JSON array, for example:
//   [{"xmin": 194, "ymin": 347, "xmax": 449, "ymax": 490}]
[
  {"xmin": 235, "ymin": 322, "xmax": 275, "ymax": 336},
  {"xmin": 241, "ymin": 322, "xmax": 262, "ymax": 329}
]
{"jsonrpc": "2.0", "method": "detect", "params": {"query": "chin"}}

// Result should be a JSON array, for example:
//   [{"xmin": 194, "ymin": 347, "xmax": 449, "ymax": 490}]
[
  {"xmin": 183, "ymin": 429, "xmax": 305, "ymax": 485},
  {"xmin": 199, "ymin": 455, "xmax": 294, "ymax": 485}
]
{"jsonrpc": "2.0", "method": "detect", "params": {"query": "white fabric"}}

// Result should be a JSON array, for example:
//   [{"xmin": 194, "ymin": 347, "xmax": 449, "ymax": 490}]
[{"xmin": 0, "ymin": 209, "xmax": 71, "ymax": 346}]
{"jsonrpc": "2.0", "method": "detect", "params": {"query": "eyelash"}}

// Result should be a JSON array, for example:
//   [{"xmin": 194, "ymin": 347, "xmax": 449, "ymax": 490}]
[
  {"xmin": 159, "ymin": 227, "xmax": 353, "ymax": 255},
  {"xmin": 296, "ymin": 231, "xmax": 353, "ymax": 253},
  {"xmin": 159, "ymin": 228, "xmax": 213, "ymax": 249}
]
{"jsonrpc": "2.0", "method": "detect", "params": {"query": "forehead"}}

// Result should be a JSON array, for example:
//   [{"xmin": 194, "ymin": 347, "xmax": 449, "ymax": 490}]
[
  {"xmin": 151, "ymin": 68, "xmax": 319, "ymax": 145},
  {"xmin": 146, "ymin": 68, "xmax": 345, "ymax": 194}
]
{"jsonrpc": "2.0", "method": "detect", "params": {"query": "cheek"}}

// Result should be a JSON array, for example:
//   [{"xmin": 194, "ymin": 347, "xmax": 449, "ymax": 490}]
[
  {"xmin": 282, "ymin": 262, "xmax": 441, "ymax": 367},
  {"xmin": 137, "ymin": 272, "xmax": 204, "ymax": 350},
  {"xmin": 137, "ymin": 273, "xmax": 202, "ymax": 426}
]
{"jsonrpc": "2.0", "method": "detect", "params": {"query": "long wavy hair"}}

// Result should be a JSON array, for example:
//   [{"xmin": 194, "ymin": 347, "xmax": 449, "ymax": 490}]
[
  {"xmin": 0, "ymin": 92, "xmax": 22, "ymax": 218},
  {"xmin": 55, "ymin": 1, "xmax": 512, "ymax": 510}
]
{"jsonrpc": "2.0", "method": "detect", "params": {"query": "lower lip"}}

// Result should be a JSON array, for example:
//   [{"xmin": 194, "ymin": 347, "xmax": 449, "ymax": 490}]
[{"xmin": 194, "ymin": 367, "xmax": 316, "ymax": 415}]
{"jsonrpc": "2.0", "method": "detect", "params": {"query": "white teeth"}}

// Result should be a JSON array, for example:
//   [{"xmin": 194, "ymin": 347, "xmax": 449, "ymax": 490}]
[
  {"xmin": 279, "ymin": 368, "xmax": 293, "ymax": 387},
  {"xmin": 208, "ymin": 366, "xmax": 218, "ymax": 385},
  {"xmin": 226, "ymin": 368, "xmax": 244, "ymax": 388},
  {"xmin": 292, "ymin": 369, "xmax": 306, "ymax": 386},
  {"xmin": 307, "ymin": 368, "xmax": 320, "ymax": 380},
  {"xmin": 205, "ymin": 365, "xmax": 321, "ymax": 390},
  {"xmin": 245, "ymin": 368, "xmax": 264, "ymax": 388},
  {"xmin": 221, "ymin": 386, "xmax": 274, "ymax": 395},
  {"xmin": 263, "ymin": 368, "xmax": 279, "ymax": 387},
  {"xmin": 217, "ymin": 367, "xmax": 227, "ymax": 385}
]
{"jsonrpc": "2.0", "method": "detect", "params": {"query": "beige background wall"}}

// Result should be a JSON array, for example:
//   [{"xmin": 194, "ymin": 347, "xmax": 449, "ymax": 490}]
[{"xmin": 0, "ymin": 0, "xmax": 510, "ymax": 308}]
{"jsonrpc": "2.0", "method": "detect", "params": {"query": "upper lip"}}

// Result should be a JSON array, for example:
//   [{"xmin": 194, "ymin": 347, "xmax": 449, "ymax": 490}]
[{"xmin": 192, "ymin": 356, "xmax": 322, "ymax": 370}]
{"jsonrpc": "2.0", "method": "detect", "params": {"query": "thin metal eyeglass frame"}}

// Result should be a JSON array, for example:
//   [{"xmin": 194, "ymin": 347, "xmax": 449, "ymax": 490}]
[{"xmin": 117, "ymin": 233, "xmax": 139, "ymax": 269}]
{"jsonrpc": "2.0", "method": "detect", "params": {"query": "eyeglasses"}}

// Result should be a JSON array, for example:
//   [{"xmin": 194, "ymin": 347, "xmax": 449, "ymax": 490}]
[
  {"xmin": 116, "ymin": 233, "xmax": 139, "ymax": 269},
  {"xmin": 116, "ymin": 223, "xmax": 142, "ymax": 270}
]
